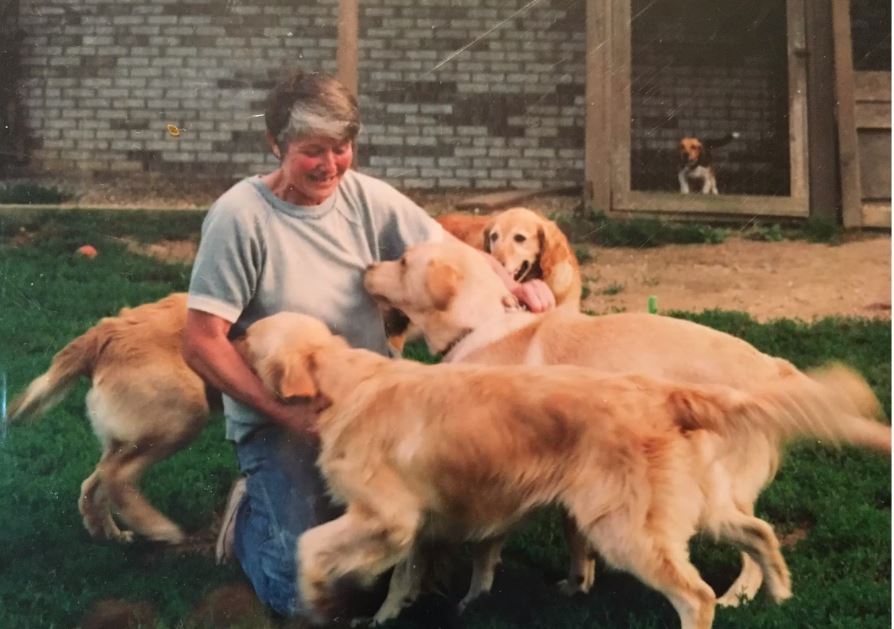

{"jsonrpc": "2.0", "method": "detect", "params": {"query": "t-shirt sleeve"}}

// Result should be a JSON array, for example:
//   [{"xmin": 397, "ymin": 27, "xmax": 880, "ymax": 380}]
[
  {"xmin": 378, "ymin": 189, "xmax": 443, "ymax": 260},
  {"xmin": 187, "ymin": 198, "xmax": 265, "ymax": 322}
]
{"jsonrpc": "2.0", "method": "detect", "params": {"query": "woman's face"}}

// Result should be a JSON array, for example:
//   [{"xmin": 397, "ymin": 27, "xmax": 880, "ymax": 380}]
[{"xmin": 280, "ymin": 135, "xmax": 354, "ymax": 205}]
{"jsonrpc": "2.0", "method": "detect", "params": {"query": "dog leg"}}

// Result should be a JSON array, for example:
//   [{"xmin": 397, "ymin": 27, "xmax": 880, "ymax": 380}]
[
  {"xmin": 299, "ymin": 502, "xmax": 420, "ymax": 624},
  {"xmin": 678, "ymin": 170, "xmax": 691, "ymax": 194},
  {"xmin": 716, "ymin": 553, "xmax": 763, "ymax": 607},
  {"xmin": 577, "ymin": 511, "xmax": 715, "ymax": 629},
  {"xmin": 102, "ymin": 443, "xmax": 186, "ymax": 544},
  {"xmin": 558, "ymin": 511, "xmax": 596, "ymax": 595},
  {"xmin": 715, "ymin": 511, "xmax": 791, "ymax": 603},
  {"xmin": 458, "ymin": 535, "xmax": 505, "ymax": 613},
  {"xmin": 79, "ymin": 465, "xmax": 133, "ymax": 543},
  {"xmin": 369, "ymin": 545, "xmax": 426, "ymax": 625},
  {"xmin": 701, "ymin": 177, "xmax": 714, "ymax": 194}
]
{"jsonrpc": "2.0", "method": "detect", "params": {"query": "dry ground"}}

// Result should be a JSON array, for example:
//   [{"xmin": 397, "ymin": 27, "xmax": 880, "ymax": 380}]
[
  {"xmin": 580, "ymin": 235, "xmax": 891, "ymax": 322},
  {"xmin": 51, "ymin": 180, "xmax": 892, "ymax": 321}
]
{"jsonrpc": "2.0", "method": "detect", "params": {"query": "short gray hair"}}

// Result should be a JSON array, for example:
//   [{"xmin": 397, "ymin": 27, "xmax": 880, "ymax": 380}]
[{"xmin": 265, "ymin": 69, "xmax": 360, "ymax": 155}]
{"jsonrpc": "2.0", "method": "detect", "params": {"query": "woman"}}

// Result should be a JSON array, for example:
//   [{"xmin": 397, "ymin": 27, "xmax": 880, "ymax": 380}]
[{"xmin": 182, "ymin": 68, "xmax": 554, "ymax": 618}]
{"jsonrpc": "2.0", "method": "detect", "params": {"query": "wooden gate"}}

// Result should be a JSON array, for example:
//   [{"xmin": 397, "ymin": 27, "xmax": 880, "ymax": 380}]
[{"xmin": 833, "ymin": 1, "xmax": 892, "ymax": 229}]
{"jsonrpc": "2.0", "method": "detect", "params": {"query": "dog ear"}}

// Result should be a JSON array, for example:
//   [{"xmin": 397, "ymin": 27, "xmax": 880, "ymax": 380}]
[
  {"xmin": 537, "ymin": 221, "xmax": 569, "ymax": 279},
  {"xmin": 268, "ymin": 355, "xmax": 318, "ymax": 400},
  {"xmin": 537, "ymin": 221, "xmax": 576, "ymax": 299},
  {"xmin": 426, "ymin": 259, "xmax": 460, "ymax": 310}
]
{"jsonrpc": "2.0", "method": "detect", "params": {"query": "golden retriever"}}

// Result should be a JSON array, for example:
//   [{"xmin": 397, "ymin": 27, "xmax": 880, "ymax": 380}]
[
  {"xmin": 436, "ymin": 207, "xmax": 582, "ymax": 310},
  {"xmin": 363, "ymin": 240, "xmax": 890, "ymax": 608},
  {"xmin": 238, "ymin": 312, "xmax": 889, "ymax": 629},
  {"xmin": 7, "ymin": 293, "xmax": 215, "ymax": 544}
]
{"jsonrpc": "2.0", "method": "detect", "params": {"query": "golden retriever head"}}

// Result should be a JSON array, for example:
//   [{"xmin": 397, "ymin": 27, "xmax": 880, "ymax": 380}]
[
  {"xmin": 484, "ymin": 208, "xmax": 544, "ymax": 283},
  {"xmin": 679, "ymin": 137, "xmax": 704, "ymax": 165},
  {"xmin": 364, "ymin": 241, "xmax": 515, "ymax": 353},
  {"xmin": 484, "ymin": 207, "xmax": 579, "ymax": 306},
  {"xmin": 238, "ymin": 313, "xmax": 347, "ymax": 400}
]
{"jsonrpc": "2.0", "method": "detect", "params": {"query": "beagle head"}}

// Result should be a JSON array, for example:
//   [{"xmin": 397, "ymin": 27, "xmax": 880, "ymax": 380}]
[
  {"xmin": 679, "ymin": 137, "xmax": 704, "ymax": 166},
  {"xmin": 483, "ymin": 207, "xmax": 547, "ymax": 283}
]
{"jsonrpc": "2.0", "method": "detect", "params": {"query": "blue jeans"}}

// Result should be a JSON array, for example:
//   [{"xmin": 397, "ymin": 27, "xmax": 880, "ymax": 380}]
[{"xmin": 233, "ymin": 424, "xmax": 341, "ymax": 617}]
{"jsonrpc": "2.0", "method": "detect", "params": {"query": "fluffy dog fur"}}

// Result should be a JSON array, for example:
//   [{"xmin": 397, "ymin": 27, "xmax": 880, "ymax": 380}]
[
  {"xmin": 239, "ymin": 312, "xmax": 888, "ymax": 629},
  {"xmin": 434, "ymin": 212, "xmax": 492, "ymax": 249},
  {"xmin": 7, "ymin": 293, "xmax": 215, "ymax": 544},
  {"xmin": 363, "ymin": 241, "xmax": 890, "ymax": 611},
  {"xmin": 436, "ymin": 207, "xmax": 581, "ymax": 310}
]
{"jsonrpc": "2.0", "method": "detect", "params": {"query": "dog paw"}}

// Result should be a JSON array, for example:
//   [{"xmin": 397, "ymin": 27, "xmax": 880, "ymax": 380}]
[
  {"xmin": 142, "ymin": 523, "xmax": 186, "ymax": 545},
  {"xmin": 556, "ymin": 576, "xmax": 592, "ymax": 596},
  {"xmin": 115, "ymin": 530, "xmax": 136, "ymax": 544}
]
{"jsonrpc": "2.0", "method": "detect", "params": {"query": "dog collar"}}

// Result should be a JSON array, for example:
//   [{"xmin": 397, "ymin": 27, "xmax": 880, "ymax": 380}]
[{"xmin": 440, "ymin": 327, "xmax": 474, "ymax": 358}]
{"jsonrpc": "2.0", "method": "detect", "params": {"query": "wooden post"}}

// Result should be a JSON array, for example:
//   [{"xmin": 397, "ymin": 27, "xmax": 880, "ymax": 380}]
[
  {"xmin": 583, "ymin": 0, "xmax": 611, "ymax": 215},
  {"xmin": 804, "ymin": 0, "xmax": 840, "ymax": 223},
  {"xmin": 336, "ymin": 0, "xmax": 359, "ymax": 97},
  {"xmin": 785, "ymin": 0, "xmax": 810, "ymax": 205},
  {"xmin": 831, "ymin": 0, "xmax": 863, "ymax": 228}
]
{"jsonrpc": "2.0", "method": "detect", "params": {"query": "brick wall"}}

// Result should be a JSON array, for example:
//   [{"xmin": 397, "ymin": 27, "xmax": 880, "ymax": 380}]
[
  {"xmin": 10, "ymin": 0, "xmax": 589, "ymax": 191},
  {"xmin": 8, "ymin": 0, "xmax": 804, "ymax": 194},
  {"xmin": 355, "ymin": 0, "xmax": 586, "ymax": 190},
  {"xmin": 14, "ymin": 0, "xmax": 339, "ymax": 180}
]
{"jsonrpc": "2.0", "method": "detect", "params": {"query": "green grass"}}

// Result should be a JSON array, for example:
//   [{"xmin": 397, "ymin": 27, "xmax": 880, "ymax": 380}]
[
  {"xmin": 0, "ymin": 183, "xmax": 72, "ymax": 205},
  {"xmin": 0, "ymin": 212, "xmax": 889, "ymax": 628},
  {"xmin": 556, "ymin": 209, "xmax": 731, "ymax": 248}
]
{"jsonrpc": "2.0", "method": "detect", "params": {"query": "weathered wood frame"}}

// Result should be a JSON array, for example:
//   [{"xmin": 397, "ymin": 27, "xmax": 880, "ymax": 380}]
[
  {"xmin": 831, "ymin": 0, "xmax": 891, "ymax": 229},
  {"xmin": 585, "ymin": 0, "xmax": 812, "ymax": 219}
]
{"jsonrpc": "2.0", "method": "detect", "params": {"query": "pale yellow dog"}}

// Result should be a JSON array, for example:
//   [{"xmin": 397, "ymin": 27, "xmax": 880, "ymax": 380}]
[
  {"xmin": 238, "ymin": 312, "xmax": 888, "ymax": 629},
  {"xmin": 364, "ymin": 241, "xmax": 890, "ymax": 611}
]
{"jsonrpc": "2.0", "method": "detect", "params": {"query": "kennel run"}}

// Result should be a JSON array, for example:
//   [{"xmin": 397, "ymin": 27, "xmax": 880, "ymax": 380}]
[
  {"xmin": 316, "ymin": 0, "xmax": 891, "ymax": 227},
  {"xmin": 1, "ymin": 0, "xmax": 890, "ymax": 227}
]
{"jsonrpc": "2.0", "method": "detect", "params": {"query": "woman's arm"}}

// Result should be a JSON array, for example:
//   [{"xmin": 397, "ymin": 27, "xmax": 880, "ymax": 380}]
[{"xmin": 182, "ymin": 309, "xmax": 320, "ymax": 435}]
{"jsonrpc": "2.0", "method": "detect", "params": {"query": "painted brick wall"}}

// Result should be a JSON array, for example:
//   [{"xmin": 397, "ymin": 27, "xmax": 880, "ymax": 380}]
[
  {"xmin": 355, "ymin": 0, "xmax": 587, "ymax": 190},
  {"xmin": 10, "ymin": 0, "xmax": 588, "ymax": 191},
  {"xmin": 14, "ymin": 0, "xmax": 339, "ymax": 180},
  {"xmin": 9, "ymin": 0, "xmax": 803, "ymax": 194}
]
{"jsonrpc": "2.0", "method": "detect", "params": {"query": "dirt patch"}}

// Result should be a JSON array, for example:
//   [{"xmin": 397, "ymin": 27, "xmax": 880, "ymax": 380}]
[
  {"xmin": 65, "ymin": 182, "xmax": 889, "ymax": 322},
  {"xmin": 115, "ymin": 236, "xmax": 199, "ymax": 264},
  {"xmin": 126, "ymin": 232, "xmax": 890, "ymax": 323},
  {"xmin": 580, "ymin": 235, "xmax": 891, "ymax": 322}
]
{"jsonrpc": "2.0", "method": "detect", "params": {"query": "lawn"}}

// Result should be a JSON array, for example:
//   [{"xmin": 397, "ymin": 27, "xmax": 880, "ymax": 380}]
[{"xmin": 0, "ymin": 210, "xmax": 890, "ymax": 628}]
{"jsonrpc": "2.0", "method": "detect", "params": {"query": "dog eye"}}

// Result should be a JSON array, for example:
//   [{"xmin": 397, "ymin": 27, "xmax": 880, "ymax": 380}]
[
  {"xmin": 400, "ymin": 256, "xmax": 407, "ymax": 267},
  {"xmin": 489, "ymin": 232, "xmax": 498, "ymax": 242},
  {"xmin": 513, "ymin": 234, "xmax": 526, "ymax": 243}
]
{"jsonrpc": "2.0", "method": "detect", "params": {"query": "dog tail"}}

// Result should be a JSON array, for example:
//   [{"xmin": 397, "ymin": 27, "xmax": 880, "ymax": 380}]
[
  {"xmin": 6, "ymin": 324, "xmax": 105, "ymax": 423},
  {"xmin": 704, "ymin": 132, "xmax": 740, "ymax": 150},
  {"xmin": 670, "ymin": 363, "xmax": 890, "ymax": 454}
]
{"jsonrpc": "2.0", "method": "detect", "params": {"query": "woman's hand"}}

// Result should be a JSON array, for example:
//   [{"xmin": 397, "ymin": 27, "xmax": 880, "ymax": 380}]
[
  {"xmin": 267, "ymin": 397, "xmax": 330, "ymax": 437},
  {"xmin": 182, "ymin": 309, "xmax": 323, "ymax": 437}
]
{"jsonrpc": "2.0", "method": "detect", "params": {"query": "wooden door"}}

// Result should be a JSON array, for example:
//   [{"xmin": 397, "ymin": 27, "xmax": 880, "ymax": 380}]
[{"xmin": 833, "ymin": 1, "xmax": 891, "ymax": 229}]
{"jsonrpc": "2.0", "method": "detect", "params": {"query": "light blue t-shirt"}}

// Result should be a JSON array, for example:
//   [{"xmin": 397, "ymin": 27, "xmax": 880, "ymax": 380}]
[{"xmin": 188, "ymin": 169, "xmax": 442, "ymax": 442}]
